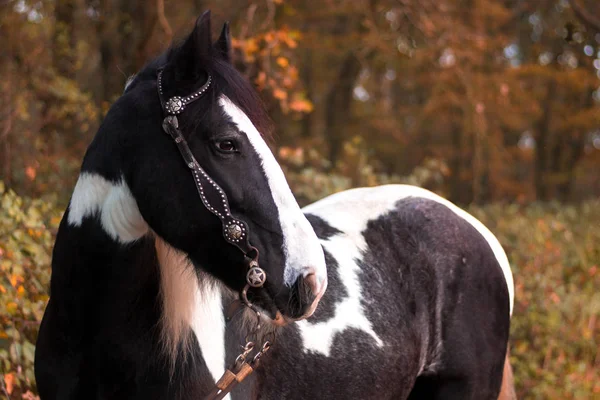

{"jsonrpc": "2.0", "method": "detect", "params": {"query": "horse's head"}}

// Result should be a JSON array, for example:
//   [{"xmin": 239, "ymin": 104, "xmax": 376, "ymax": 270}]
[{"xmin": 121, "ymin": 12, "xmax": 326, "ymax": 322}]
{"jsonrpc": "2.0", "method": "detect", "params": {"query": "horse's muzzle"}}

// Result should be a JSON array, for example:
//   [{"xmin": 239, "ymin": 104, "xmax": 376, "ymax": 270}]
[{"xmin": 276, "ymin": 267, "xmax": 327, "ymax": 322}]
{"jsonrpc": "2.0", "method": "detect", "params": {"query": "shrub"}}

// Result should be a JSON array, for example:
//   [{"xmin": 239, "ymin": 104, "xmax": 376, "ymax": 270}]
[
  {"xmin": 470, "ymin": 201, "xmax": 600, "ymax": 399},
  {"xmin": 0, "ymin": 182, "xmax": 61, "ymax": 398},
  {"xmin": 1, "ymin": 181, "xmax": 598, "ymax": 399}
]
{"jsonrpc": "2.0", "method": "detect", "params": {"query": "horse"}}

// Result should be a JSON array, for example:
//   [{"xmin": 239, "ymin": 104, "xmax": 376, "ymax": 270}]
[{"xmin": 35, "ymin": 11, "xmax": 516, "ymax": 400}]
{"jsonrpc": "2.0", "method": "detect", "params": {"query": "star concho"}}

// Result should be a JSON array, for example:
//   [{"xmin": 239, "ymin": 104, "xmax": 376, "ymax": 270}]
[
  {"xmin": 226, "ymin": 224, "xmax": 243, "ymax": 240},
  {"xmin": 246, "ymin": 266, "xmax": 266, "ymax": 288},
  {"xmin": 166, "ymin": 96, "xmax": 184, "ymax": 114}
]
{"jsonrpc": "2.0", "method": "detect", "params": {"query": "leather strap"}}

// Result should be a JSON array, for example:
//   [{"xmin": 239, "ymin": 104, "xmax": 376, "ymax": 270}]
[
  {"xmin": 204, "ymin": 363, "xmax": 254, "ymax": 400},
  {"xmin": 203, "ymin": 340, "xmax": 271, "ymax": 400}
]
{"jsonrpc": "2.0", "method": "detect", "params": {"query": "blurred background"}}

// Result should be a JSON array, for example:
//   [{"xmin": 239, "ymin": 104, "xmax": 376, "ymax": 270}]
[{"xmin": 0, "ymin": 0, "xmax": 599, "ymax": 398}]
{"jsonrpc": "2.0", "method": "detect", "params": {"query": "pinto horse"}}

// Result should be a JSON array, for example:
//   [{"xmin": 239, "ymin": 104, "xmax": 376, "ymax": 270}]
[{"xmin": 35, "ymin": 12, "xmax": 516, "ymax": 400}]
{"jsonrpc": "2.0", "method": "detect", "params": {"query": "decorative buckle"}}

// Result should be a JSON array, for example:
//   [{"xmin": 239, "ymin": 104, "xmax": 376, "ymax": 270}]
[
  {"xmin": 162, "ymin": 115, "xmax": 179, "ymax": 132},
  {"xmin": 246, "ymin": 266, "xmax": 266, "ymax": 288},
  {"xmin": 224, "ymin": 222, "xmax": 245, "ymax": 243},
  {"xmin": 166, "ymin": 96, "xmax": 185, "ymax": 114}
]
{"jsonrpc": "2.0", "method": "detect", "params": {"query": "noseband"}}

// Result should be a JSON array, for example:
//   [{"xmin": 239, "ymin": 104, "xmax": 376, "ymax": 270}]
[{"xmin": 156, "ymin": 69, "xmax": 266, "ymax": 308}]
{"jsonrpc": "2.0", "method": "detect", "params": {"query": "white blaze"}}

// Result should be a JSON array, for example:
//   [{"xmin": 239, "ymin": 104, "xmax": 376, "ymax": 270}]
[{"xmin": 219, "ymin": 96, "xmax": 326, "ymax": 287}]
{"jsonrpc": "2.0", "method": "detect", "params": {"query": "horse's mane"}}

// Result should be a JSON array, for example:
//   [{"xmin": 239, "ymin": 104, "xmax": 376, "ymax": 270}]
[{"xmin": 204, "ymin": 56, "xmax": 274, "ymax": 140}]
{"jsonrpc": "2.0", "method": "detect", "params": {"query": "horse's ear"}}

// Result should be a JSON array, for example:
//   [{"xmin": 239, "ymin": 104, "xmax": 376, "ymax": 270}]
[
  {"xmin": 214, "ymin": 22, "xmax": 232, "ymax": 63},
  {"xmin": 192, "ymin": 10, "xmax": 213, "ymax": 56},
  {"xmin": 173, "ymin": 11, "xmax": 212, "ymax": 81}
]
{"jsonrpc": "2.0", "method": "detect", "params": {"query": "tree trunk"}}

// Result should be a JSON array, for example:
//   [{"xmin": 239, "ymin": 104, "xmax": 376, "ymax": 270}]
[
  {"xmin": 1, "ymin": 77, "xmax": 13, "ymax": 186},
  {"xmin": 54, "ymin": 0, "xmax": 79, "ymax": 77},
  {"xmin": 324, "ymin": 52, "xmax": 361, "ymax": 167},
  {"xmin": 553, "ymin": 90, "xmax": 593, "ymax": 201},
  {"xmin": 568, "ymin": 0, "xmax": 600, "ymax": 33},
  {"xmin": 449, "ymin": 126, "xmax": 465, "ymax": 203},
  {"xmin": 534, "ymin": 80, "xmax": 557, "ymax": 201},
  {"xmin": 97, "ymin": 0, "xmax": 160, "ymax": 103},
  {"xmin": 300, "ymin": 48, "xmax": 313, "ymax": 138},
  {"xmin": 98, "ymin": 0, "xmax": 119, "ymax": 102}
]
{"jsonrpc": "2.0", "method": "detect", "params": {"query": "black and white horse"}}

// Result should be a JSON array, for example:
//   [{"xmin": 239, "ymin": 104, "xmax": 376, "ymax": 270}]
[{"xmin": 35, "ymin": 12, "xmax": 516, "ymax": 400}]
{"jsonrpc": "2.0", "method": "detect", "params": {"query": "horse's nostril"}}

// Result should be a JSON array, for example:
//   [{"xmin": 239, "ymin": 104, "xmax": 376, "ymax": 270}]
[
  {"xmin": 279, "ymin": 267, "xmax": 327, "ymax": 321},
  {"xmin": 302, "ymin": 267, "xmax": 326, "ymax": 297},
  {"xmin": 304, "ymin": 272, "xmax": 318, "ymax": 295}
]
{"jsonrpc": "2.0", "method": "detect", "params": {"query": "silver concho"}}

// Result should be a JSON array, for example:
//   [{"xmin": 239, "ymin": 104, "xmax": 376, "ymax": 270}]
[
  {"xmin": 227, "ymin": 224, "xmax": 243, "ymax": 240},
  {"xmin": 246, "ymin": 266, "xmax": 266, "ymax": 288},
  {"xmin": 166, "ymin": 96, "xmax": 185, "ymax": 114}
]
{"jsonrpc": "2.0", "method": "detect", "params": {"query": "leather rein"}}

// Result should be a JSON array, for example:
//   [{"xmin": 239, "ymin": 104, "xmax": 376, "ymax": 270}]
[{"xmin": 157, "ymin": 69, "xmax": 271, "ymax": 399}]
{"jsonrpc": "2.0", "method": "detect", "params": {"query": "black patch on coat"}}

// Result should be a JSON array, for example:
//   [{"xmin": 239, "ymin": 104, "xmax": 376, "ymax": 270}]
[{"xmin": 304, "ymin": 213, "xmax": 342, "ymax": 240}]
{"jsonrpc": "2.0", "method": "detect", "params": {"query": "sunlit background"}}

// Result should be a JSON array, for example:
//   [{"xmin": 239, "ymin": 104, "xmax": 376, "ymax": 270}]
[{"xmin": 0, "ymin": 0, "xmax": 599, "ymax": 398}]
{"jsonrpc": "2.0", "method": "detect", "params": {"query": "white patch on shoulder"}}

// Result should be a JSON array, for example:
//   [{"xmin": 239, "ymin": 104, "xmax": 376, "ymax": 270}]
[
  {"xmin": 68, "ymin": 172, "xmax": 148, "ymax": 243},
  {"xmin": 218, "ymin": 96, "xmax": 326, "ymax": 289},
  {"xmin": 304, "ymin": 185, "xmax": 514, "ymax": 315}
]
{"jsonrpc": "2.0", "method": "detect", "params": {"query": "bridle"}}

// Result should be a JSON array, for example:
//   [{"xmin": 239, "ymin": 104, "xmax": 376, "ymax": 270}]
[
  {"xmin": 157, "ymin": 69, "xmax": 272, "ymax": 399},
  {"xmin": 157, "ymin": 68, "xmax": 267, "ymax": 303}
]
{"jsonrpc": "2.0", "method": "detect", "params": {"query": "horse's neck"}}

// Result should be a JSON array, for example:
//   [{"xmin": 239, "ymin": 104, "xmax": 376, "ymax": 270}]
[
  {"xmin": 51, "ymin": 217, "xmax": 158, "ymax": 324},
  {"xmin": 52, "ymin": 217, "xmax": 229, "ymax": 382}
]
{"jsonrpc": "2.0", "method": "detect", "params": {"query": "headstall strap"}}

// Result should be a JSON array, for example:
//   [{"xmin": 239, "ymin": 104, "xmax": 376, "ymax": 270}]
[
  {"xmin": 157, "ymin": 68, "xmax": 273, "ymax": 400},
  {"xmin": 156, "ymin": 69, "xmax": 267, "ymax": 295}
]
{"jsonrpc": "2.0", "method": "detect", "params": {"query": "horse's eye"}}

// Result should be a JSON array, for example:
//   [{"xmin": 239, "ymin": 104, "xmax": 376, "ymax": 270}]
[{"xmin": 216, "ymin": 140, "xmax": 236, "ymax": 153}]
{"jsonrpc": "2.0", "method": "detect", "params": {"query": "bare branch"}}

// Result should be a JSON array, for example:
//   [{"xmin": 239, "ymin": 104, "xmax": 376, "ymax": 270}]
[
  {"xmin": 569, "ymin": 0, "xmax": 600, "ymax": 32},
  {"xmin": 240, "ymin": 4, "xmax": 258, "ymax": 40},
  {"xmin": 156, "ymin": 0, "xmax": 173, "ymax": 42},
  {"xmin": 259, "ymin": 0, "xmax": 277, "ymax": 31}
]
